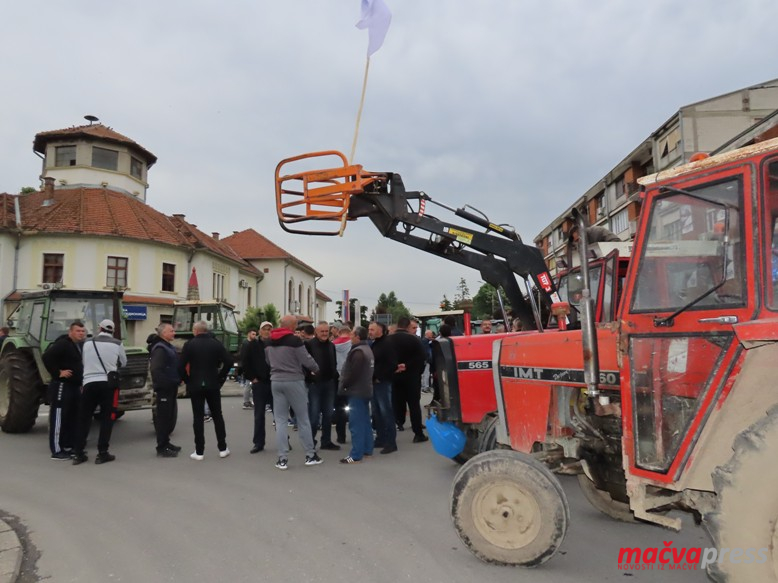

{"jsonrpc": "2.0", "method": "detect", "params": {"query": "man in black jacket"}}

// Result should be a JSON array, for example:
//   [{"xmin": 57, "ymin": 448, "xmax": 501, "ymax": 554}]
[
  {"xmin": 390, "ymin": 317, "xmax": 429, "ymax": 443},
  {"xmin": 305, "ymin": 321, "xmax": 340, "ymax": 451},
  {"xmin": 178, "ymin": 321, "xmax": 233, "ymax": 460},
  {"xmin": 368, "ymin": 321, "xmax": 398, "ymax": 454},
  {"xmin": 149, "ymin": 323, "xmax": 182, "ymax": 458},
  {"xmin": 242, "ymin": 321, "xmax": 273, "ymax": 453},
  {"xmin": 42, "ymin": 321, "xmax": 85, "ymax": 460}
]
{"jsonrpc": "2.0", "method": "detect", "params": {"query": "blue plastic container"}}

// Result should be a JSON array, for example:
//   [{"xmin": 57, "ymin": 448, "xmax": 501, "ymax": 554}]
[{"xmin": 427, "ymin": 413, "xmax": 466, "ymax": 458}]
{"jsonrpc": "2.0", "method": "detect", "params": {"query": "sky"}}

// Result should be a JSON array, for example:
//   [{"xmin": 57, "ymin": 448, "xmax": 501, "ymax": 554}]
[{"xmin": 2, "ymin": 1, "xmax": 778, "ymax": 315}]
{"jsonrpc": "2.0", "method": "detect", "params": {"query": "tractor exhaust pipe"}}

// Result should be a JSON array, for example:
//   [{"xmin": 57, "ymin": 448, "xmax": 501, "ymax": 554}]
[{"xmin": 573, "ymin": 209, "xmax": 600, "ymax": 399}]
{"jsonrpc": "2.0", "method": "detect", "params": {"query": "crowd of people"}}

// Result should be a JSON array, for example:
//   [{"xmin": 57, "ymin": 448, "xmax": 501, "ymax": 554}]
[{"xmin": 41, "ymin": 313, "xmax": 444, "ymax": 470}]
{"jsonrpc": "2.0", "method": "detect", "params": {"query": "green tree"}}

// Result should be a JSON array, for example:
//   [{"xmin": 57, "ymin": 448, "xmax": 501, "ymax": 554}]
[
  {"xmin": 453, "ymin": 277, "xmax": 471, "ymax": 309},
  {"xmin": 439, "ymin": 294, "xmax": 453, "ymax": 311},
  {"xmin": 262, "ymin": 303, "xmax": 280, "ymax": 326},
  {"xmin": 19, "ymin": 186, "xmax": 36, "ymax": 194},
  {"xmin": 375, "ymin": 291, "xmax": 411, "ymax": 323},
  {"xmin": 472, "ymin": 283, "xmax": 504, "ymax": 319},
  {"xmin": 237, "ymin": 303, "xmax": 279, "ymax": 332}
]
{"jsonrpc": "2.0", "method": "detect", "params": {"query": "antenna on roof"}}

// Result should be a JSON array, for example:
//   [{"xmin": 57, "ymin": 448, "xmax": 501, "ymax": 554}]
[{"xmin": 84, "ymin": 115, "xmax": 99, "ymax": 125}]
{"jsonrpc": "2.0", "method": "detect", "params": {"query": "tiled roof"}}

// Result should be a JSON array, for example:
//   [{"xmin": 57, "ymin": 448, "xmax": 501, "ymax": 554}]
[
  {"xmin": 315, "ymin": 289, "xmax": 332, "ymax": 302},
  {"xmin": 0, "ymin": 187, "xmax": 258, "ymax": 275},
  {"xmin": 168, "ymin": 215, "xmax": 255, "ymax": 269},
  {"xmin": 33, "ymin": 123, "xmax": 157, "ymax": 165},
  {"xmin": 222, "ymin": 228, "xmax": 322, "ymax": 277}
]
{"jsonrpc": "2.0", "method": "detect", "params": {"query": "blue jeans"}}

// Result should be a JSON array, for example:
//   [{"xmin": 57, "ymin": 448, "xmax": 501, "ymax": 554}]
[
  {"xmin": 348, "ymin": 396, "xmax": 373, "ymax": 460},
  {"xmin": 371, "ymin": 381, "xmax": 396, "ymax": 448},
  {"xmin": 307, "ymin": 379, "xmax": 336, "ymax": 446}
]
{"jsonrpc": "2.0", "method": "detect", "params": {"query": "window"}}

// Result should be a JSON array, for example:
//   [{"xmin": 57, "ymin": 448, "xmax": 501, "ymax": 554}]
[
  {"xmin": 55, "ymin": 145, "xmax": 76, "ymax": 167},
  {"xmin": 130, "ymin": 157, "xmax": 143, "ymax": 179},
  {"xmin": 42, "ymin": 253, "xmax": 64, "ymax": 283},
  {"xmin": 611, "ymin": 209, "xmax": 629, "ymax": 234},
  {"xmin": 162, "ymin": 263, "xmax": 176, "ymax": 292},
  {"xmin": 213, "ymin": 273, "xmax": 225, "ymax": 300},
  {"xmin": 92, "ymin": 146, "xmax": 119, "ymax": 171},
  {"xmin": 615, "ymin": 178, "xmax": 625, "ymax": 200},
  {"xmin": 631, "ymin": 178, "xmax": 744, "ymax": 312},
  {"xmin": 106, "ymin": 256, "xmax": 128, "ymax": 288}
]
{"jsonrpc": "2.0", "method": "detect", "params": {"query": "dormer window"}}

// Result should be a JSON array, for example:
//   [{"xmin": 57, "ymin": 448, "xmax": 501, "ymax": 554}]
[
  {"xmin": 55, "ymin": 145, "xmax": 77, "ymax": 167},
  {"xmin": 130, "ymin": 156, "xmax": 143, "ymax": 180},
  {"xmin": 92, "ymin": 146, "xmax": 118, "ymax": 171}
]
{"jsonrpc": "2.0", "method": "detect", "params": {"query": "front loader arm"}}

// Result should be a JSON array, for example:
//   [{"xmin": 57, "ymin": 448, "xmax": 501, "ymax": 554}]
[{"xmin": 275, "ymin": 151, "xmax": 559, "ymax": 329}]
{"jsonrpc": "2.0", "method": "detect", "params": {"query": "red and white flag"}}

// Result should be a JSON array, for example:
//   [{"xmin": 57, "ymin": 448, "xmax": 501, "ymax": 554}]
[{"xmin": 356, "ymin": 0, "xmax": 392, "ymax": 56}]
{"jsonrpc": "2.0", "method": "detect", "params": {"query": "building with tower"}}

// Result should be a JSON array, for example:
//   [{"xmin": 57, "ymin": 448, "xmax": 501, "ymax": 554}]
[{"xmin": 0, "ymin": 118, "xmax": 326, "ymax": 343}]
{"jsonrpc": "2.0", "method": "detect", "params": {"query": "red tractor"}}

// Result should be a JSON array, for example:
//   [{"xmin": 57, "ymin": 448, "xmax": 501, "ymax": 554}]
[{"xmin": 449, "ymin": 138, "xmax": 778, "ymax": 581}]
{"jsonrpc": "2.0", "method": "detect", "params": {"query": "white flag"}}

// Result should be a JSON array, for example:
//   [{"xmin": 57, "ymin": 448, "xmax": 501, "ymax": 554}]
[{"xmin": 356, "ymin": 0, "xmax": 392, "ymax": 57}]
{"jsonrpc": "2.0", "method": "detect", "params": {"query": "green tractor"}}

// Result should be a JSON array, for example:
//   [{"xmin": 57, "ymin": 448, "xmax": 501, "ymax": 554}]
[
  {"xmin": 171, "ymin": 300, "xmax": 242, "ymax": 357},
  {"xmin": 0, "ymin": 289, "xmax": 151, "ymax": 433}
]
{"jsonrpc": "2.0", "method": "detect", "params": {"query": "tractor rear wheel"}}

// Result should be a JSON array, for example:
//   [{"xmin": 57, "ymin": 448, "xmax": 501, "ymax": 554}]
[
  {"xmin": 704, "ymin": 404, "xmax": 778, "ymax": 582},
  {"xmin": 0, "ymin": 349, "xmax": 43, "ymax": 433},
  {"xmin": 576, "ymin": 474, "xmax": 636, "ymax": 523},
  {"xmin": 450, "ymin": 449, "xmax": 569, "ymax": 567}
]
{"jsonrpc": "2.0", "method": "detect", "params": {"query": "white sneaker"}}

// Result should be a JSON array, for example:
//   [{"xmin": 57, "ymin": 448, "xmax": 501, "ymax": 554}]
[
  {"xmin": 219, "ymin": 448, "xmax": 231, "ymax": 458},
  {"xmin": 190, "ymin": 452, "xmax": 204, "ymax": 461}
]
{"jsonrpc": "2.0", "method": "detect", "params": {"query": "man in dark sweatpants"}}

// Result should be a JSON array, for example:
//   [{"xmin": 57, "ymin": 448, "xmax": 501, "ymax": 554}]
[
  {"xmin": 243, "ymin": 321, "xmax": 273, "ymax": 453},
  {"xmin": 179, "ymin": 321, "xmax": 232, "ymax": 460},
  {"xmin": 149, "ymin": 323, "xmax": 182, "ymax": 457},
  {"xmin": 42, "ymin": 321, "xmax": 85, "ymax": 460},
  {"xmin": 389, "ymin": 317, "xmax": 428, "ymax": 443}
]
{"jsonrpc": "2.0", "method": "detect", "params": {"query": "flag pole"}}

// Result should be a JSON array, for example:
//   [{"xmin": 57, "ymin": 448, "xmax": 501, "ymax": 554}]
[{"xmin": 349, "ymin": 56, "xmax": 371, "ymax": 164}]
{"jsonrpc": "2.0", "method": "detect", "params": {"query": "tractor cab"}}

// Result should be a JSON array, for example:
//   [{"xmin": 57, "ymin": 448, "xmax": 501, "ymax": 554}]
[{"xmin": 171, "ymin": 300, "xmax": 241, "ymax": 356}]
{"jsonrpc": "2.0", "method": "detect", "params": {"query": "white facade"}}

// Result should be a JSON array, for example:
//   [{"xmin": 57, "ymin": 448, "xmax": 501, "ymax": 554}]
[
  {"xmin": 249, "ymin": 258, "xmax": 318, "ymax": 319},
  {"xmin": 0, "ymin": 232, "xmax": 258, "ymax": 345}
]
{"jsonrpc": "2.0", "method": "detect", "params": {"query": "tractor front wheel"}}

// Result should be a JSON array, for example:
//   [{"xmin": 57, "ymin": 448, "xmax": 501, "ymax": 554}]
[
  {"xmin": 454, "ymin": 415, "xmax": 503, "ymax": 465},
  {"xmin": 450, "ymin": 449, "xmax": 569, "ymax": 567},
  {"xmin": 704, "ymin": 404, "xmax": 778, "ymax": 582},
  {"xmin": 0, "ymin": 349, "xmax": 43, "ymax": 433}
]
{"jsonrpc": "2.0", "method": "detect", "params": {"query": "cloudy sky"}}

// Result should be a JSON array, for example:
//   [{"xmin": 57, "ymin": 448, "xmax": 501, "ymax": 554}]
[{"xmin": 2, "ymin": 1, "xmax": 777, "ymax": 314}]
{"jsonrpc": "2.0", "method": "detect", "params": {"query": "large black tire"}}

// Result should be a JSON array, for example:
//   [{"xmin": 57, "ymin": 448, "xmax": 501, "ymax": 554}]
[
  {"xmin": 0, "ymin": 349, "xmax": 43, "ymax": 433},
  {"xmin": 576, "ymin": 474, "xmax": 636, "ymax": 523},
  {"xmin": 704, "ymin": 404, "xmax": 778, "ymax": 582},
  {"xmin": 451, "ymin": 449, "xmax": 569, "ymax": 567},
  {"xmin": 454, "ymin": 415, "xmax": 501, "ymax": 465}
]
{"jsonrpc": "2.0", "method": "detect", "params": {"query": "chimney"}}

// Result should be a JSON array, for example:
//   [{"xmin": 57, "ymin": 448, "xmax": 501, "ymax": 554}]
[
  {"xmin": 43, "ymin": 176, "xmax": 55, "ymax": 197},
  {"xmin": 212, "ymin": 232, "xmax": 220, "ymax": 240},
  {"xmin": 42, "ymin": 176, "xmax": 56, "ymax": 207}
]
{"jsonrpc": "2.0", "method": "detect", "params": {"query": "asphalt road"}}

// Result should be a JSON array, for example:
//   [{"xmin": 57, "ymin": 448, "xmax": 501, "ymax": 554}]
[{"xmin": 1, "ymin": 387, "xmax": 709, "ymax": 583}]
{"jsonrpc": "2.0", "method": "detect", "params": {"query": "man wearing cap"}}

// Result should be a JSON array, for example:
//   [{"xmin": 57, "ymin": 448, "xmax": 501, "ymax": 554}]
[
  {"xmin": 73, "ymin": 319, "xmax": 127, "ymax": 465},
  {"xmin": 242, "ymin": 321, "xmax": 273, "ymax": 453}
]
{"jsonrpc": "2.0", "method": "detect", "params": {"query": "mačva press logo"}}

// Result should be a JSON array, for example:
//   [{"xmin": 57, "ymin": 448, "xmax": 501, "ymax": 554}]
[{"xmin": 618, "ymin": 542, "xmax": 768, "ymax": 571}]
